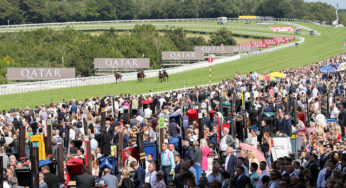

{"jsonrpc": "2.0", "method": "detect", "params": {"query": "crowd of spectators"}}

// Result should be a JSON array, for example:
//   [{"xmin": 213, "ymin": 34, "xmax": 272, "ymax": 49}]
[{"xmin": 0, "ymin": 53, "xmax": 345, "ymax": 188}]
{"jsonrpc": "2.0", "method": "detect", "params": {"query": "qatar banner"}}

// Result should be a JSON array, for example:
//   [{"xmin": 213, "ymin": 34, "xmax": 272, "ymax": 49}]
[
  {"xmin": 250, "ymin": 41, "xmax": 263, "ymax": 46},
  {"xmin": 194, "ymin": 46, "xmax": 230, "ymax": 53},
  {"xmin": 162, "ymin": 51, "xmax": 204, "ymax": 61},
  {"xmin": 285, "ymin": 36, "xmax": 296, "ymax": 41},
  {"xmin": 7, "ymin": 68, "xmax": 75, "ymax": 80},
  {"xmin": 262, "ymin": 39, "xmax": 278, "ymax": 46},
  {"xmin": 94, "ymin": 58, "xmax": 150, "ymax": 69},
  {"xmin": 270, "ymin": 26, "xmax": 294, "ymax": 32},
  {"xmin": 255, "ymin": 43, "xmax": 268, "ymax": 48},
  {"xmin": 273, "ymin": 37, "xmax": 288, "ymax": 43}
]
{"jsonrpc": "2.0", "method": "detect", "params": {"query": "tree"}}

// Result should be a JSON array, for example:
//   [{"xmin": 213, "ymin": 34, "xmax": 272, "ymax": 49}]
[
  {"xmin": 21, "ymin": 0, "xmax": 48, "ymax": 23},
  {"xmin": 209, "ymin": 28, "xmax": 236, "ymax": 46},
  {"xmin": 115, "ymin": 0, "xmax": 136, "ymax": 20}
]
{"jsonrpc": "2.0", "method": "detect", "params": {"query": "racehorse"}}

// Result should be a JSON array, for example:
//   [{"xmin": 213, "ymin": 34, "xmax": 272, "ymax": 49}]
[
  {"xmin": 114, "ymin": 72, "xmax": 122, "ymax": 83},
  {"xmin": 137, "ymin": 70, "xmax": 145, "ymax": 82},
  {"xmin": 159, "ymin": 70, "xmax": 169, "ymax": 82}
]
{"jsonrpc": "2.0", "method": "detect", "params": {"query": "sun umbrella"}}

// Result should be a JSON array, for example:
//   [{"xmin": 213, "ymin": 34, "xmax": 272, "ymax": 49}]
[
  {"xmin": 258, "ymin": 75, "xmax": 277, "ymax": 81},
  {"xmin": 240, "ymin": 143, "xmax": 268, "ymax": 170},
  {"xmin": 142, "ymin": 100, "xmax": 153, "ymax": 104},
  {"xmin": 269, "ymin": 72, "xmax": 286, "ymax": 78},
  {"xmin": 319, "ymin": 64, "xmax": 338, "ymax": 73},
  {"xmin": 338, "ymin": 62, "xmax": 346, "ymax": 71}
]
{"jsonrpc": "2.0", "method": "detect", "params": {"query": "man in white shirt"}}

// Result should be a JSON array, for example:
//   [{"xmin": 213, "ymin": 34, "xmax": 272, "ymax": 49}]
[
  {"xmin": 330, "ymin": 104, "xmax": 340, "ymax": 119},
  {"xmin": 145, "ymin": 163, "xmax": 157, "ymax": 187},
  {"xmin": 159, "ymin": 97, "xmax": 166, "ymax": 108},
  {"xmin": 144, "ymin": 107, "xmax": 152, "ymax": 119},
  {"xmin": 90, "ymin": 134, "xmax": 98, "ymax": 151},
  {"xmin": 219, "ymin": 128, "xmax": 234, "ymax": 155}
]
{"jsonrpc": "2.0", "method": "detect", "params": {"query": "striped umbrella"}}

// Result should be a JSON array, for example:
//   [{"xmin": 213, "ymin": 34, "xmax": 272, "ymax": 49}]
[
  {"xmin": 269, "ymin": 72, "xmax": 286, "ymax": 78},
  {"xmin": 258, "ymin": 75, "xmax": 277, "ymax": 81}
]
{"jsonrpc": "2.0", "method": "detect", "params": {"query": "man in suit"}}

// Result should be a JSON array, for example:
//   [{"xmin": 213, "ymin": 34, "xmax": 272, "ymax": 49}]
[
  {"xmin": 278, "ymin": 114, "xmax": 292, "ymax": 137},
  {"xmin": 174, "ymin": 155, "xmax": 182, "ymax": 175},
  {"xmin": 42, "ymin": 165, "xmax": 59, "ymax": 188},
  {"xmin": 76, "ymin": 166, "xmax": 95, "ymax": 188},
  {"xmin": 131, "ymin": 161, "xmax": 146, "ymax": 188},
  {"xmin": 100, "ymin": 168, "xmax": 118, "ymax": 188},
  {"xmin": 183, "ymin": 140, "xmax": 195, "ymax": 161},
  {"xmin": 224, "ymin": 146, "xmax": 237, "ymax": 177},
  {"xmin": 306, "ymin": 154, "xmax": 319, "ymax": 184},
  {"xmin": 233, "ymin": 166, "xmax": 250, "ymax": 188},
  {"xmin": 124, "ymin": 150, "xmax": 137, "ymax": 172},
  {"xmin": 219, "ymin": 128, "xmax": 235, "ymax": 158}
]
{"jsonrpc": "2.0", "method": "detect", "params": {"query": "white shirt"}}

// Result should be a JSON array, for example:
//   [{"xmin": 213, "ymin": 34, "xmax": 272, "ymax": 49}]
[
  {"xmin": 3, "ymin": 181, "xmax": 10, "ymax": 188},
  {"xmin": 90, "ymin": 138, "xmax": 98, "ymax": 151},
  {"xmin": 69, "ymin": 129, "xmax": 76, "ymax": 140},
  {"xmin": 331, "ymin": 106, "xmax": 340, "ymax": 119},
  {"xmin": 219, "ymin": 136, "xmax": 228, "ymax": 152},
  {"xmin": 144, "ymin": 108, "xmax": 153, "ymax": 118},
  {"xmin": 312, "ymin": 88, "xmax": 318, "ymax": 98},
  {"xmin": 159, "ymin": 98, "xmax": 166, "ymax": 108},
  {"xmin": 145, "ymin": 171, "xmax": 157, "ymax": 186}
]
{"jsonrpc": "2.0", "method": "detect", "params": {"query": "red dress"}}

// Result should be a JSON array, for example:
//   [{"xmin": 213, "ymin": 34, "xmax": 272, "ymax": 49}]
[{"xmin": 200, "ymin": 146, "xmax": 211, "ymax": 171}]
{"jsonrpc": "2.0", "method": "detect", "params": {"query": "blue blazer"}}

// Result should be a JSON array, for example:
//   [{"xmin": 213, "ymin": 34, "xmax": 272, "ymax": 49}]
[{"xmin": 134, "ymin": 167, "xmax": 146, "ymax": 188}]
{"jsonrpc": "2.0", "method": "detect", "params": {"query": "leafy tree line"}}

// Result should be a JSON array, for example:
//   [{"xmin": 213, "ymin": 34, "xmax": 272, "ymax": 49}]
[
  {"xmin": 0, "ymin": 25, "xmax": 236, "ymax": 84},
  {"xmin": 339, "ymin": 10, "xmax": 346, "ymax": 26},
  {"xmin": 0, "ymin": 0, "xmax": 337, "ymax": 25}
]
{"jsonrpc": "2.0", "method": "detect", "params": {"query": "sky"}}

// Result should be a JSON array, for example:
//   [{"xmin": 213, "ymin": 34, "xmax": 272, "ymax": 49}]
[{"xmin": 305, "ymin": 0, "xmax": 346, "ymax": 9}]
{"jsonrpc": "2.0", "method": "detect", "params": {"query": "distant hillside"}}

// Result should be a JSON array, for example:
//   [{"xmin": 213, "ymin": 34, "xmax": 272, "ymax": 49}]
[{"xmin": 0, "ymin": 0, "xmax": 336, "ymax": 25}]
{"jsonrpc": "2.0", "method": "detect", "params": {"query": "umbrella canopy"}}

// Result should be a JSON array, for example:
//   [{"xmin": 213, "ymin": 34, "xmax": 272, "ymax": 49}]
[
  {"xmin": 39, "ymin": 159, "xmax": 51, "ymax": 167},
  {"xmin": 319, "ymin": 64, "xmax": 338, "ymax": 73},
  {"xmin": 240, "ymin": 143, "xmax": 267, "ymax": 170},
  {"xmin": 269, "ymin": 72, "xmax": 286, "ymax": 78},
  {"xmin": 142, "ymin": 100, "xmax": 153, "ymax": 104},
  {"xmin": 258, "ymin": 75, "xmax": 277, "ymax": 81},
  {"xmin": 338, "ymin": 62, "xmax": 346, "ymax": 71}
]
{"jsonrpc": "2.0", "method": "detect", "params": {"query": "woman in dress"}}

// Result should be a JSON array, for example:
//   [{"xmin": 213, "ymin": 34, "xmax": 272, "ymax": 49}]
[
  {"xmin": 261, "ymin": 132, "xmax": 272, "ymax": 168},
  {"xmin": 200, "ymin": 139, "xmax": 211, "ymax": 173}
]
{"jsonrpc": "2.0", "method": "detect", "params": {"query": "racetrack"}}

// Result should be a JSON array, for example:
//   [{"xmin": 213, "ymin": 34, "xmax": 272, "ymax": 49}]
[{"xmin": 0, "ymin": 21, "xmax": 345, "ymax": 110}]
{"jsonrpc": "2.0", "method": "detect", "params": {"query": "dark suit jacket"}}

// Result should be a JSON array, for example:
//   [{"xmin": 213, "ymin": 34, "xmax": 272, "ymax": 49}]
[
  {"xmin": 234, "ymin": 175, "xmax": 250, "ymax": 188},
  {"xmin": 226, "ymin": 154, "xmax": 237, "ymax": 177},
  {"xmin": 133, "ymin": 167, "xmax": 145, "ymax": 188},
  {"xmin": 43, "ymin": 172, "xmax": 59, "ymax": 188},
  {"xmin": 307, "ymin": 162, "xmax": 319, "ymax": 182},
  {"xmin": 183, "ymin": 145, "xmax": 195, "ymax": 161},
  {"xmin": 76, "ymin": 172, "xmax": 95, "ymax": 188},
  {"xmin": 175, "ymin": 162, "xmax": 181, "ymax": 175}
]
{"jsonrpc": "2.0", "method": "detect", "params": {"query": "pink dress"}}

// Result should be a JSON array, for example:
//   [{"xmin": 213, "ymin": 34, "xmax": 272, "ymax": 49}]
[{"xmin": 200, "ymin": 146, "xmax": 211, "ymax": 171}]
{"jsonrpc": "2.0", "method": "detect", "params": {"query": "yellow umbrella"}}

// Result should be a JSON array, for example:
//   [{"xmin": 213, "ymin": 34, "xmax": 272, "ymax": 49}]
[
  {"xmin": 258, "ymin": 75, "xmax": 277, "ymax": 81},
  {"xmin": 269, "ymin": 72, "xmax": 286, "ymax": 78}
]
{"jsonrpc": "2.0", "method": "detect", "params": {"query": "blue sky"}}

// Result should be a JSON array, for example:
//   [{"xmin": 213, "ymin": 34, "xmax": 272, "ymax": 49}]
[{"xmin": 305, "ymin": 0, "xmax": 346, "ymax": 9}]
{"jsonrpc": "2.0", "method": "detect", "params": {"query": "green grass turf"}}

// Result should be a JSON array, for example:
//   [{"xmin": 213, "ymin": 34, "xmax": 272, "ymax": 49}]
[{"xmin": 1, "ymin": 22, "xmax": 345, "ymax": 110}]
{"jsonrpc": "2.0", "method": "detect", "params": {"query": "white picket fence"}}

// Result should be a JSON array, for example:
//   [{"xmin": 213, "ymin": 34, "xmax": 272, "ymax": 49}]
[{"xmin": 0, "ymin": 36, "xmax": 304, "ymax": 95}]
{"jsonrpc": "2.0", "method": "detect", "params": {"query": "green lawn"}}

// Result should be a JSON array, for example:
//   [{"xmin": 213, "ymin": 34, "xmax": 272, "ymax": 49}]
[{"xmin": 1, "ymin": 22, "xmax": 345, "ymax": 110}]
